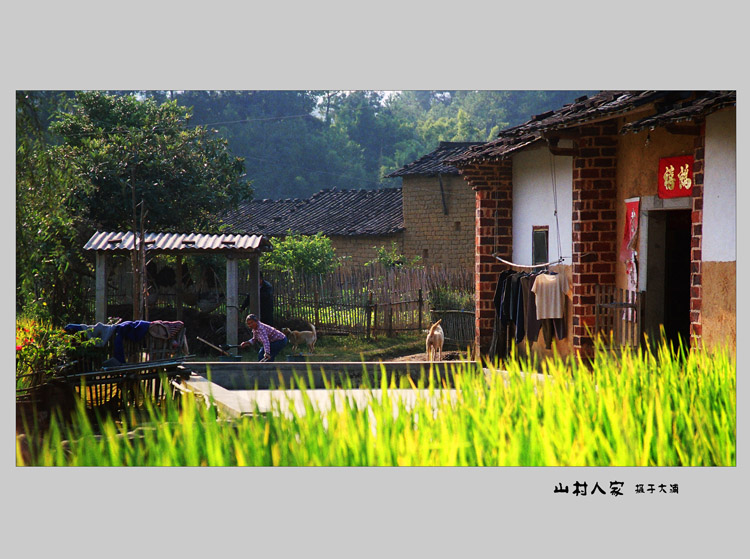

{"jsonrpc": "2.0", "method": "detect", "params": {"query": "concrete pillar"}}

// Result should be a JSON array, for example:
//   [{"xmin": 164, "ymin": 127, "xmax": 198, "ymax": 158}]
[
  {"xmin": 95, "ymin": 251, "xmax": 107, "ymax": 323},
  {"xmin": 226, "ymin": 257, "xmax": 239, "ymax": 347}
]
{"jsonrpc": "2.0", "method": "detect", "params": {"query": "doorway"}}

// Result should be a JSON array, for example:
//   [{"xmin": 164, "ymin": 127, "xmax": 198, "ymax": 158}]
[{"xmin": 643, "ymin": 209, "xmax": 692, "ymax": 348}]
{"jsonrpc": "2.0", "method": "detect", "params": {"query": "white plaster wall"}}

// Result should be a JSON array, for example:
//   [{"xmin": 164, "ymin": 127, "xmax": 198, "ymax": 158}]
[
  {"xmin": 512, "ymin": 145, "xmax": 573, "ymax": 265},
  {"xmin": 703, "ymin": 108, "xmax": 736, "ymax": 262}
]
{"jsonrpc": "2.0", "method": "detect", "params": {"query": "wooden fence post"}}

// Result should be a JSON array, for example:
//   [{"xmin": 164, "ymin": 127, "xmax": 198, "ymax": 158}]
[
  {"xmin": 314, "ymin": 290, "xmax": 321, "ymax": 331},
  {"xmin": 366, "ymin": 290, "xmax": 373, "ymax": 338},
  {"xmin": 418, "ymin": 288, "xmax": 423, "ymax": 332}
]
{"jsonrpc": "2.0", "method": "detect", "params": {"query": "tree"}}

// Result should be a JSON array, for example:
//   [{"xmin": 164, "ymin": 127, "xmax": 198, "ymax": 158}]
[
  {"xmin": 260, "ymin": 232, "xmax": 339, "ymax": 276},
  {"xmin": 50, "ymin": 91, "xmax": 252, "ymax": 232},
  {"xmin": 46, "ymin": 92, "xmax": 252, "ymax": 319},
  {"xmin": 16, "ymin": 91, "xmax": 88, "ymax": 322}
]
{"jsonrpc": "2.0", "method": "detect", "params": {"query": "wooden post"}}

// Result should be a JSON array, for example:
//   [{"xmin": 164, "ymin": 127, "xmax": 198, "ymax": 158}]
[
  {"xmin": 314, "ymin": 290, "xmax": 320, "ymax": 332},
  {"xmin": 175, "ymin": 255, "xmax": 183, "ymax": 321},
  {"xmin": 366, "ymin": 290, "xmax": 373, "ymax": 338},
  {"xmin": 418, "ymin": 288, "xmax": 423, "ymax": 332},
  {"xmin": 247, "ymin": 255, "xmax": 260, "ymax": 318},
  {"xmin": 226, "ymin": 256, "xmax": 239, "ymax": 347},
  {"xmin": 95, "ymin": 251, "xmax": 107, "ymax": 323}
]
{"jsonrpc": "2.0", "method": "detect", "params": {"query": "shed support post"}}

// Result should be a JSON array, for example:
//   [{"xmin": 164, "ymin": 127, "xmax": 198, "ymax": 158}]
[
  {"xmin": 226, "ymin": 257, "xmax": 239, "ymax": 347},
  {"xmin": 95, "ymin": 251, "xmax": 107, "ymax": 323},
  {"xmin": 175, "ymin": 255, "xmax": 183, "ymax": 321},
  {"xmin": 248, "ymin": 256, "xmax": 260, "ymax": 319}
]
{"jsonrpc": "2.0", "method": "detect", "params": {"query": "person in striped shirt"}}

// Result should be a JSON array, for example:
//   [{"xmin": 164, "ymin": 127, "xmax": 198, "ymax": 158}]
[{"xmin": 240, "ymin": 314, "xmax": 288, "ymax": 362}]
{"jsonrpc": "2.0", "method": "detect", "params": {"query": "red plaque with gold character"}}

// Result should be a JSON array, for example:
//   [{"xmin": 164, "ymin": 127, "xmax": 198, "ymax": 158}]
[{"xmin": 658, "ymin": 155, "xmax": 693, "ymax": 199}]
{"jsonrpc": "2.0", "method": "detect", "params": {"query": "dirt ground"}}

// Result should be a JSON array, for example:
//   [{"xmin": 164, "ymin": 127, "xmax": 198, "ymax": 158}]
[{"xmin": 389, "ymin": 350, "xmax": 465, "ymax": 362}]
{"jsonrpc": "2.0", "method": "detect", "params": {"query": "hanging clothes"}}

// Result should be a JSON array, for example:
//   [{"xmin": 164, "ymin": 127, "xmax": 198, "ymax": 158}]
[
  {"xmin": 490, "ymin": 270, "xmax": 514, "ymax": 360},
  {"xmin": 520, "ymin": 273, "xmax": 541, "ymax": 344},
  {"xmin": 64, "ymin": 322, "xmax": 118, "ymax": 347},
  {"xmin": 511, "ymin": 272, "xmax": 530, "ymax": 343},
  {"xmin": 531, "ymin": 270, "xmax": 570, "ymax": 349},
  {"xmin": 112, "ymin": 320, "xmax": 151, "ymax": 363},
  {"xmin": 531, "ymin": 272, "xmax": 570, "ymax": 320}
]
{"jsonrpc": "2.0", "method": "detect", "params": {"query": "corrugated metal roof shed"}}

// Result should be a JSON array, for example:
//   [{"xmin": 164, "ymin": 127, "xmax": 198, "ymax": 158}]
[{"xmin": 83, "ymin": 231, "xmax": 272, "ymax": 254}]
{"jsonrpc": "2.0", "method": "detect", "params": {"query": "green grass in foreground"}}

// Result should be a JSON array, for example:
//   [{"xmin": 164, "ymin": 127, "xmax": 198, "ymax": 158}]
[{"xmin": 18, "ymin": 340, "xmax": 735, "ymax": 466}]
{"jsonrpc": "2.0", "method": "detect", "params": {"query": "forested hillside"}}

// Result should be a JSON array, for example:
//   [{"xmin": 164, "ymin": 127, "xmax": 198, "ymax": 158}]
[
  {"xmin": 137, "ymin": 90, "xmax": 596, "ymax": 199},
  {"xmin": 16, "ymin": 89, "xmax": 594, "ymax": 320}
]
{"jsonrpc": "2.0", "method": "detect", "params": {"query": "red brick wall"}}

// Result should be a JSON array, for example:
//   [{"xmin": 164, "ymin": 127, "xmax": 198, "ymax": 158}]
[
  {"xmin": 571, "ymin": 122, "xmax": 619, "ymax": 355},
  {"xmin": 690, "ymin": 126, "xmax": 706, "ymax": 345},
  {"xmin": 458, "ymin": 160, "xmax": 513, "ymax": 354}
]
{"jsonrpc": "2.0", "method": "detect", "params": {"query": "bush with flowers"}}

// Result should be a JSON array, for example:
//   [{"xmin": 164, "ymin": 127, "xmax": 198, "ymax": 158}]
[{"xmin": 16, "ymin": 317, "xmax": 99, "ymax": 393}]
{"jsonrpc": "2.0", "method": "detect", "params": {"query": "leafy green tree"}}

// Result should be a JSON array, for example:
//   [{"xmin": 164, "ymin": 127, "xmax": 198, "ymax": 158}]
[
  {"xmin": 169, "ymin": 90, "xmax": 372, "ymax": 199},
  {"xmin": 50, "ymin": 91, "xmax": 252, "ymax": 232},
  {"xmin": 16, "ymin": 91, "xmax": 88, "ymax": 322},
  {"xmin": 260, "ymin": 232, "xmax": 340, "ymax": 276}
]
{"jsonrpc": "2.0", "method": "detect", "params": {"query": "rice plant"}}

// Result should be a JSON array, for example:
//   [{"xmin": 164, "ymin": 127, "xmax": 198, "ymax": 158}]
[{"xmin": 17, "ymin": 339, "xmax": 735, "ymax": 467}]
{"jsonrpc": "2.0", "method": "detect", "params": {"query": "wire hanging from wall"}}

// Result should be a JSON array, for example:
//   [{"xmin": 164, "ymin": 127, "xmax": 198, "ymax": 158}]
[{"xmin": 549, "ymin": 150, "xmax": 563, "ymax": 263}]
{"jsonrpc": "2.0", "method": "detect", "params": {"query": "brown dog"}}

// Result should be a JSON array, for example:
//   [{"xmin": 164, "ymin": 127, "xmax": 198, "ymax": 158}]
[
  {"xmin": 425, "ymin": 319, "xmax": 444, "ymax": 361},
  {"xmin": 282, "ymin": 323, "xmax": 317, "ymax": 353}
]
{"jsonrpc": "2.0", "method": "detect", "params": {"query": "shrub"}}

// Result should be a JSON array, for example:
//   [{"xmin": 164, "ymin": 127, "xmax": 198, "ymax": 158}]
[
  {"xmin": 367, "ymin": 241, "xmax": 422, "ymax": 269},
  {"xmin": 16, "ymin": 317, "xmax": 97, "ymax": 391},
  {"xmin": 428, "ymin": 286, "xmax": 475, "ymax": 311},
  {"xmin": 261, "ymin": 232, "xmax": 340, "ymax": 276}
]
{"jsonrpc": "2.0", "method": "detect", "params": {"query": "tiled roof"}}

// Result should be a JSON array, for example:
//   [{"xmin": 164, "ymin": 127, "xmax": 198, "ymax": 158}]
[
  {"xmin": 84, "ymin": 231, "xmax": 272, "ymax": 253},
  {"xmin": 222, "ymin": 188, "xmax": 404, "ymax": 237},
  {"xmin": 446, "ymin": 91, "xmax": 735, "ymax": 164},
  {"xmin": 620, "ymin": 91, "xmax": 736, "ymax": 134},
  {"xmin": 385, "ymin": 141, "xmax": 485, "ymax": 177}
]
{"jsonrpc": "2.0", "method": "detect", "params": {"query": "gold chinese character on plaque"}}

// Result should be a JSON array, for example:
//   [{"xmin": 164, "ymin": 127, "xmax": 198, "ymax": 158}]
[
  {"xmin": 678, "ymin": 163, "xmax": 692, "ymax": 190},
  {"xmin": 663, "ymin": 165, "xmax": 675, "ymax": 190}
]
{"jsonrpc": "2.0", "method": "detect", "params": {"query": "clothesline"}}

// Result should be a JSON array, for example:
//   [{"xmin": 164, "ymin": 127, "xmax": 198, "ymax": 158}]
[{"xmin": 492, "ymin": 254, "xmax": 565, "ymax": 269}]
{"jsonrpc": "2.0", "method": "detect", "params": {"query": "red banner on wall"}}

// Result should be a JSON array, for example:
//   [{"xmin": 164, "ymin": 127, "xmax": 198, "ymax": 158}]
[
  {"xmin": 620, "ymin": 198, "xmax": 640, "ymax": 262},
  {"xmin": 658, "ymin": 155, "xmax": 694, "ymax": 199}
]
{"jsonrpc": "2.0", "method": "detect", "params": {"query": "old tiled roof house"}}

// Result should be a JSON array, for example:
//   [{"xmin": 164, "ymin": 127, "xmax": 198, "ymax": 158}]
[
  {"xmin": 386, "ymin": 141, "xmax": 483, "ymax": 274},
  {"xmin": 223, "ymin": 188, "xmax": 405, "ymax": 267},
  {"xmin": 447, "ymin": 91, "xmax": 736, "ymax": 358},
  {"xmin": 225, "ymin": 141, "xmax": 483, "ymax": 273}
]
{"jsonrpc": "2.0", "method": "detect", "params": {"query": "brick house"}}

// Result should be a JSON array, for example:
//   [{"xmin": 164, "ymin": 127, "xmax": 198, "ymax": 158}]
[
  {"xmin": 447, "ymin": 91, "xmax": 736, "ymax": 358},
  {"xmin": 222, "ymin": 187, "xmax": 404, "ymax": 267},
  {"xmin": 385, "ymin": 141, "xmax": 483, "ymax": 274}
]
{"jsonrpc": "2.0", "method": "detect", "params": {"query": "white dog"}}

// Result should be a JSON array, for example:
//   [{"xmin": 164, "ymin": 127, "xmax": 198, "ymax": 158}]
[
  {"xmin": 282, "ymin": 322, "xmax": 317, "ymax": 353},
  {"xmin": 425, "ymin": 319, "xmax": 444, "ymax": 361}
]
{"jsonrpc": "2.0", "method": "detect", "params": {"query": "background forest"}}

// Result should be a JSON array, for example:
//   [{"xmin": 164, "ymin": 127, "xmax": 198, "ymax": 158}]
[
  {"xmin": 153, "ymin": 90, "xmax": 595, "ymax": 199},
  {"xmin": 16, "ymin": 89, "xmax": 595, "ymax": 321}
]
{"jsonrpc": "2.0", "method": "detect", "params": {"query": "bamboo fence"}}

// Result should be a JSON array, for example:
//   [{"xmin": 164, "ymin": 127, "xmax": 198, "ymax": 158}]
[{"xmin": 266, "ymin": 264, "xmax": 473, "ymax": 337}]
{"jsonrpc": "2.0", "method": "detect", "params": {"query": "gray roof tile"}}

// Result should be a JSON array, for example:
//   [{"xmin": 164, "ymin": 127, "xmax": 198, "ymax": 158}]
[
  {"xmin": 446, "ymin": 91, "xmax": 735, "ymax": 164},
  {"xmin": 385, "ymin": 141, "xmax": 485, "ymax": 177},
  {"xmin": 222, "ymin": 188, "xmax": 404, "ymax": 237}
]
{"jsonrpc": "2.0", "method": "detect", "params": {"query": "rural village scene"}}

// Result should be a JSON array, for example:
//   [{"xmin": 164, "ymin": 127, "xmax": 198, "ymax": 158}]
[{"xmin": 15, "ymin": 90, "xmax": 736, "ymax": 467}]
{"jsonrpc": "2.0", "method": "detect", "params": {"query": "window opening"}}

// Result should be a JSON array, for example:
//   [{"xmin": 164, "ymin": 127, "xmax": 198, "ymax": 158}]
[{"xmin": 532, "ymin": 226, "xmax": 549, "ymax": 266}]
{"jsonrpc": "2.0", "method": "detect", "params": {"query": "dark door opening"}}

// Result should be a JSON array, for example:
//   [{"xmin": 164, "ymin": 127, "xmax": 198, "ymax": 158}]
[{"xmin": 644, "ymin": 209, "xmax": 692, "ymax": 348}]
